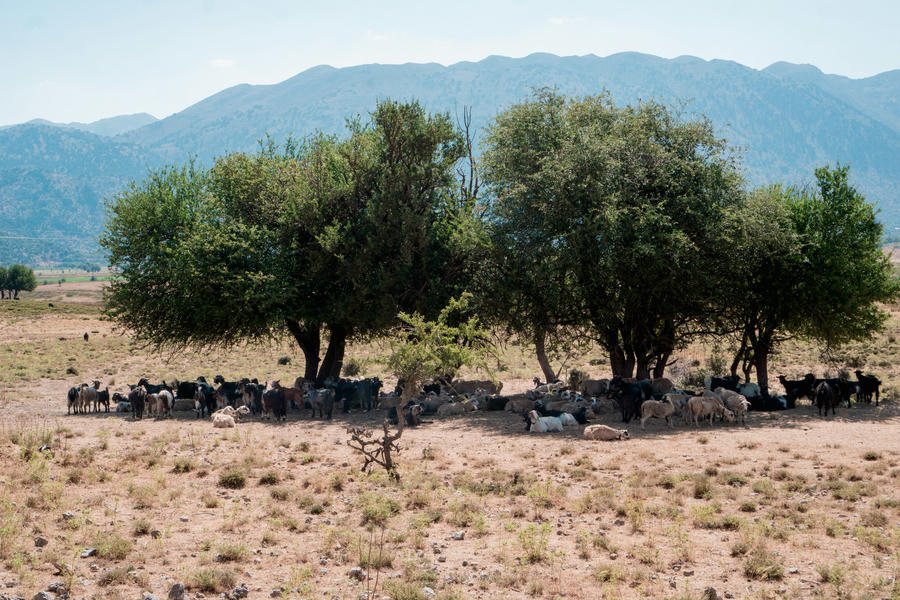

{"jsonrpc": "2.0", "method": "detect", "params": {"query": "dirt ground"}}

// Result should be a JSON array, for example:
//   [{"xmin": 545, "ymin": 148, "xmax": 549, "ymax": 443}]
[{"xmin": 1, "ymin": 282, "xmax": 899, "ymax": 600}]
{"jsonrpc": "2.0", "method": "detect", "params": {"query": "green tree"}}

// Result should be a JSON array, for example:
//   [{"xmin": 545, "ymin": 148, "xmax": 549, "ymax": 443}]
[
  {"xmin": 0, "ymin": 265, "xmax": 7, "ymax": 299},
  {"xmin": 6, "ymin": 264, "xmax": 37, "ymax": 299},
  {"xmin": 387, "ymin": 294, "xmax": 495, "ymax": 401},
  {"xmin": 723, "ymin": 166, "xmax": 899, "ymax": 392},
  {"xmin": 101, "ymin": 100, "xmax": 481, "ymax": 382},
  {"xmin": 481, "ymin": 90, "xmax": 742, "ymax": 378}
]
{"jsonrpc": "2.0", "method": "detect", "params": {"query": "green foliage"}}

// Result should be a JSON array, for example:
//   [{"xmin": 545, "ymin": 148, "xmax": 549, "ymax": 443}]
[
  {"xmin": 481, "ymin": 88, "xmax": 743, "ymax": 378},
  {"xmin": 387, "ymin": 294, "xmax": 495, "ymax": 398},
  {"xmin": 0, "ymin": 264, "xmax": 37, "ymax": 298}
]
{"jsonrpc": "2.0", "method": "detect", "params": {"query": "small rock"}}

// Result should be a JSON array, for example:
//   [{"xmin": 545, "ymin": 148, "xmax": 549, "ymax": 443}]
[
  {"xmin": 701, "ymin": 587, "xmax": 721, "ymax": 600},
  {"xmin": 61, "ymin": 512, "xmax": 74, "ymax": 520},
  {"xmin": 462, "ymin": 560, "xmax": 468, "ymax": 567},
  {"xmin": 167, "ymin": 583, "xmax": 186, "ymax": 600},
  {"xmin": 451, "ymin": 531, "xmax": 465, "ymax": 541},
  {"xmin": 270, "ymin": 590, "xmax": 282, "ymax": 598},
  {"xmin": 348, "ymin": 567, "xmax": 366, "ymax": 582},
  {"xmin": 231, "ymin": 584, "xmax": 248, "ymax": 599},
  {"xmin": 788, "ymin": 567, "xmax": 799, "ymax": 574},
  {"xmin": 32, "ymin": 593, "xmax": 54, "ymax": 600},
  {"xmin": 52, "ymin": 563, "xmax": 73, "ymax": 576},
  {"xmin": 437, "ymin": 556, "xmax": 446, "ymax": 563},
  {"xmin": 422, "ymin": 588, "xmax": 435, "ymax": 598},
  {"xmin": 613, "ymin": 519, "xmax": 625, "ymax": 526},
  {"xmin": 80, "ymin": 548, "xmax": 97, "ymax": 558},
  {"xmin": 150, "ymin": 530, "xmax": 162, "ymax": 539},
  {"xmin": 179, "ymin": 516, "xmax": 189, "ymax": 522},
  {"xmin": 683, "ymin": 569, "xmax": 694, "ymax": 577},
  {"xmin": 34, "ymin": 536, "xmax": 49, "ymax": 548},
  {"xmin": 669, "ymin": 578, "xmax": 677, "ymax": 589},
  {"xmin": 724, "ymin": 592, "xmax": 734, "ymax": 599},
  {"xmin": 609, "ymin": 553, "xmax": 617, "ymax": 560},
  {"xmin": 46, "ymin": 583, "xmax": 66, "ymax": 593},
  {"xmin": 141, "ymin": 593, "xmax": 159, "ymax": 600}
]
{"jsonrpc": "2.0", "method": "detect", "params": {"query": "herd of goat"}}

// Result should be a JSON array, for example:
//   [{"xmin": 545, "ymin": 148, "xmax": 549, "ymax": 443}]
[{"xmin": 64, "ymin": 369, "xmax": 884, "ymax": 436}]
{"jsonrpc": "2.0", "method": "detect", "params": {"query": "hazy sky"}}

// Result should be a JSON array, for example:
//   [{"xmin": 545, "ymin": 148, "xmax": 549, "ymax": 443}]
[{"xmin": 2, "ymin": 0, "xmax": 898, "ymax": 126}]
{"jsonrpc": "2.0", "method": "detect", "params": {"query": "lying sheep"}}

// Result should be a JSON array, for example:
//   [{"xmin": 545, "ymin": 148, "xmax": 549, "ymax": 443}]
[
  {"xmin": 558, "ymin": 412, "xmax": 578, "ymax": 426},
  {"xmin": 579, "ymin": 378, "xmax": 609, "ymax": 397},
  {"xmin": 115, "ymin": 401, "xmax": 131, "ymax": 413},
  {"xmin": 212, "ymin": 405, "xmax": 250, "ymax": 420},
  {"xmin": 640, "ymin": 398, "xmax": 676, "ymax": 429},
  {"xmin": 437, "ymin": 401, "xmax": 466, "ymax": 417},
  {"xmin": 583, "ymin": 424, "xmax": 629, "ymax": 441},
  {"xmin": 505, "ymin": 398, "xmax": 535, "ymax": 413},
  {"xmin": 526, "ymin": 410, "xmax": 563, "ymax": 433},
  {"xmin": 212, "ymin": 413, "xmax": 236, "ymax": 428}
]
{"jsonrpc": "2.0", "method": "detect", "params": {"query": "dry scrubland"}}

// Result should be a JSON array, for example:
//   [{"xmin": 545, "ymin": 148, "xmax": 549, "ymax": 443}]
[{"xmin": 0, "ymin": 278, "xmax": 899, "ymax": 600}]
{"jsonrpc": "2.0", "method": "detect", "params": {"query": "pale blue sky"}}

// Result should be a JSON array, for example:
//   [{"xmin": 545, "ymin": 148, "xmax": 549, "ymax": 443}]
[{"xmin": 2, "ymin": 0, "xmax": 898, "ymax": 126}]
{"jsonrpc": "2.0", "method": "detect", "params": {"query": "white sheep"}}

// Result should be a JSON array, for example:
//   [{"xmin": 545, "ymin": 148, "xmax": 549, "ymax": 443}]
[
  {"xmin": 583, "ymin": 424, "xmax": 629, "ymax": 441},
  {"xmin": 212, "ymin": 405, "xmax": 250, "ymax": 421},
  {"xmin": 527, "ymin": 410, "xmax": 563, "ymax": 432},
  {"xmin": 212, "ymin": 413, "xmax": 236, "ymax": 428}
]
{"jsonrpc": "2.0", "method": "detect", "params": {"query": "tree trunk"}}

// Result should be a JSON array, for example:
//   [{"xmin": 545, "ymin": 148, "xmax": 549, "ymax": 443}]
[
  {"xmin": 317, "ymin": 324, "xmax": 347, "ymax": 385},
  {"xmin": 606, "ymin": 332, "xmax": 635, "ymax": 378},
  {"xmin": 286, "ymin": 320, "xmax": 320, "ymax": 382},
  {"xmin": 651, "ymin": 350, "xmax": 671, "ymax": 379},
  {"xmin": 635, "ymin": 355, "xmax": 652, "ymax": 380},
  {"xmin": 754, "ymin": 340, "xmax": 771, "ymax": 395},
  {"xmin": 533, "ymin": 328, "xmax": 557, "ymax": 383}
]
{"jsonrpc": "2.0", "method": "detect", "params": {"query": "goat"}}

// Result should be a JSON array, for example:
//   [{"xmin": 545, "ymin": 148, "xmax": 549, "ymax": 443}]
[
  {"xmin": 66, "ymin": 386, "xmax": 80, "ymax": 415},
  {"xmin": 707, "ymin": 375, "xmax": 740, "ymax": 392},
  {"xmin": 736, "ymin": 382, "xmax": 761, "ymax": 399},
  {"xmin": 303, "ymin": 383, "xmax": 335, "ymax": 419},
  {"xmin": 608, "ymin": 376, "xmax": 650, "ymax": 423},
  {"xmin": 526, "ymin": 410, "xmax": 563, "ymax": 433},
  {"xmin": 261, "ymin": 388, "xmax": 288, "ymax": 421},
  {"xmin": 778, "ymin": 374, "xmax": 817, "ymax": 402},
  {"xmin": 583, "ymin": 424, "xmax": 629, "ymax": 441},
  {"xmin": 78, "ymin": 381, "xmax": 100, "ymax": 414},
  {"xmin": 450, "ymin": 379, "xmax": 502, "ymax": 395},
  {"xmin": 578, "ymin": 378, "xmax": 609, "ymax": 397},
  {"xmin": 212, "ymin": 375, "xmax": 242, "ymax": 408},
  {"xmin": 194, "ymin": 383, "xmax": 217, "ymax": 418},
  {"xmin": 96, "ymin": 387, "xmax": 110, "ymax": 413},
  {"xmin": 129, "ymin": 387, "xmax": 147, "ymax": 420},
  {"xmin": 854, "ymin": 370, "xmax": 881, "ymax": 406},
  {"xmin": 156, "ymin": 390, "xmax": 173, "ymax": 418},
  {"xmin": 814, "ymin": 381, "xmax": 839, "ymax": 417}
]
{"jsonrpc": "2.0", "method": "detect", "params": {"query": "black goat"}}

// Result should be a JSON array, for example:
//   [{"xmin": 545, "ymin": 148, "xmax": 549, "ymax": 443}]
[
  {"xmin": 777, "ymin": 374, "xmax": 817, "ymax": 402},
  {"xmin": 814, "ymin": 381, "xmax": 839, "ymax": 417},
  {"xmin": 709, "ymin": 375, "xmax": 740, "ymax": 392},
  {"xmin": 607, "ymin": 377, "xmax": 648, "ymax": 423},
  {"xmin": 854, "ymin": 370, "xmax": 881, "ymax": 406}
]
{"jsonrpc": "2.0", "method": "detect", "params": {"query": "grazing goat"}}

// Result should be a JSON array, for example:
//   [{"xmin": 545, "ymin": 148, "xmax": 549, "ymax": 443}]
[
  {"xmin": 640, "ymin": 398, "xmax": 675, "ymax": 429},
  {"xmin": 854, "ymin": 370, "xmax": 881, "ymax": 406},
  {"xmin": 814, "ymin": 381, "xmax": 839, "ymax": 417},
  {"xmin": 583, "ymin": 424, "xmax": 629, "ymax": 441},
  {"xmin": 526, "ymin": 410, "xmax": 563, "ymax": 433}
]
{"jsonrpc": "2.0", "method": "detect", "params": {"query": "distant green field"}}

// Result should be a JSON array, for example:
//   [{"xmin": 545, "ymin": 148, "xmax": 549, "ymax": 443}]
[{"xmin": 37, "ymin": 275, "xmax": 115, "ymax": 284}]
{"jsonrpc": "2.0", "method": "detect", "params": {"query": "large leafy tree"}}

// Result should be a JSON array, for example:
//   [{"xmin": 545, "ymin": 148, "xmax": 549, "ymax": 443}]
[
  {"xmin": 481, "ymin": 90, "xmax": 742, "ymax": 378},
  {"xmin": 722, "ymin": 166, "xmax": 899, "ymax": 392},
  {"xmin": 101, "ymin": 100, "xmax": 482, "ymax": 382},
  {"xmin": 4, "ymin": 264, "xmax": 37, "ymax": 299}
]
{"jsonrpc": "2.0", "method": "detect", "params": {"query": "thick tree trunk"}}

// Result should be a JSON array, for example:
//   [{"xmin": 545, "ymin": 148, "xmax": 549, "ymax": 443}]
[
  {"xmin": 651, "ymin": 351, "xmax": 671, "ymax": 379},
  {"xmin": 533, "ymin": 328, "xmax": 557, "ymax": 383},
  {"xmin": 286, "ymin": 320, "xmax": 320, "ymax": 382},
  {"xmin": 317, "ymin": 324, "xmax": 347, "ymax": 385},
  {"xmin": 606, "ymin": 337, "xmax": 635, "ymax": 378},
  {"xmin": 634, "ymin": 355, "xmax": 652, "ymax": 380}
]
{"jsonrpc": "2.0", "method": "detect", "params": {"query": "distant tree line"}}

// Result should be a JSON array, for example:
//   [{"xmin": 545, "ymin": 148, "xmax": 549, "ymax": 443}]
[
  {"xmin": 102, "ymin": 91, "xmax": 899, "ymax": 392},
  {"xmin": 0, "ymin": 264, "xmax": 37, "ymax": 299}
]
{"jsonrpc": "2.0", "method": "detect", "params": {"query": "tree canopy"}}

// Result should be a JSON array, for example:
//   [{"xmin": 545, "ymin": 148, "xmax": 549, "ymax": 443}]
[
  {"xmin": 0, "ymin": 264, "xmax": 37, "ymax": 299},
  {"xmin": 101, "ymin": 100, "xmax": 484, "ymax": 382},
  {"xmin": 481, "ymin": 89, "xmax": 743, "ymax": 378}
]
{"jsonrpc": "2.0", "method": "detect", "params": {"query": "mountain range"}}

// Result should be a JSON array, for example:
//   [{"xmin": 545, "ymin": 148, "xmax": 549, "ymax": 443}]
[{"xmin": 2, "ymin": 52, "xmax": 899, "ymax": 265}]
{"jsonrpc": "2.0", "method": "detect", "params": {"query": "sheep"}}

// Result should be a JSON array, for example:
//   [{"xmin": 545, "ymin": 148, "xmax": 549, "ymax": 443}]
[
  {"xmin": 437, "ymin": 401, "xmax": 466, "ymax": 417},
  {"xmin": 450, "ymin": 379, "xmax": 502, "ymax": 395},
  {"xmin": 212, "ymin": 405, "xmax": 250, "ymax": 421},
  {"xmin": 663, "ymin": 393, "xmax": 692, "ymax": 418},
  {"xmin": 686, "ymin": 396, "xmax": 728, "ymax": 427},
  {"xmin": 583, "ymin": 424, "xmax": 629, "ymax": 441},
  {"xmin": 558, "ymin": 412, "xmax": 578, "ymax": 426},
  {"xmin": 725, "ymin": 395, "xmax": 751, "ymax": 425},
  {"xmin": 420, "ymin": 391, "xmax": 450, "ymax": 415},
  {"xmin": 146, "ymin": 393, "xmax": 158, "ymax": 417},
  {"xmin": 736, "ymin": 382, "xmax": 761, "ymax": 398},
  {"xmin": 78, "ymin": 381, "xmax": 100, "ymax": 414},
  {"xmin": 213, "ymin": 413, "xmax": 236, "ymax": 428},
  {"xmin": 526, "ymin": 410, "xmax": 563, "ymax": 433},
  {"xmin": 504, "ymin": 397, "xmax": 535, "ymax": 413},
  {"xmin": 579, "ymin": 378, "xmax": 609, "ymax": 397},
  {"xmin": 640, "ymin": 398, "xmax": 676, "ymax": 429},
  {"xmin": 156, "ymin": 390, "xmax": 173, "ymax": 419}
]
